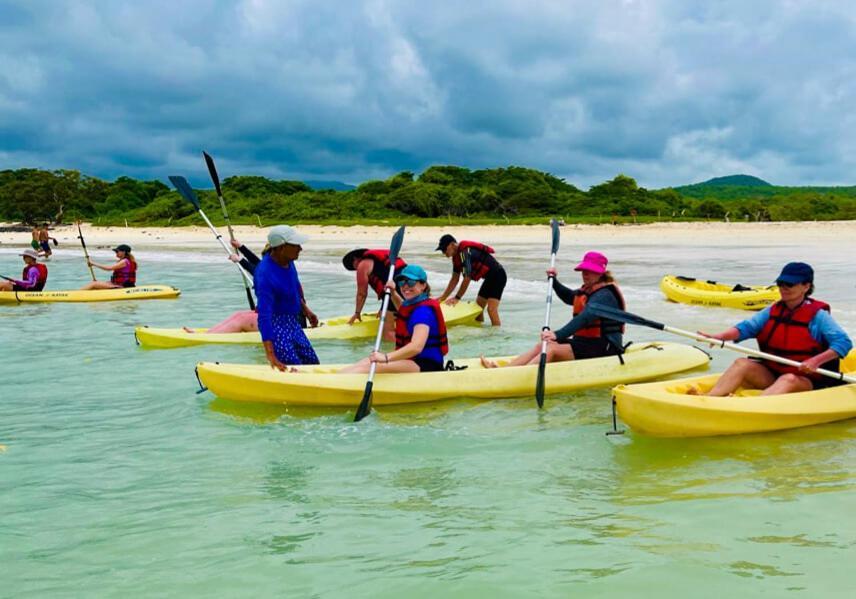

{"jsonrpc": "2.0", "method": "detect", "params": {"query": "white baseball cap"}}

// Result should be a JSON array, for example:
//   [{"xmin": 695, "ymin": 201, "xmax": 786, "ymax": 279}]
[{"xmin": 267, "ymin": 225, "xmax": 309, "ymax": 248}]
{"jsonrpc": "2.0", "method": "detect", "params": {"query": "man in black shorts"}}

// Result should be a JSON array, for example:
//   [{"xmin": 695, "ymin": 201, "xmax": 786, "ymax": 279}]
[{"xmin": 435, "ymin": 234, "xmax": 507, "ymax": 326}]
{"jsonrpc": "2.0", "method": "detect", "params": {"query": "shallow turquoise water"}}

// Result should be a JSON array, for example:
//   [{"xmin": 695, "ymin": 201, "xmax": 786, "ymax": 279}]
[{"xmin": 2, "ymin": 234, "xmax": 855, "ymax": 596}]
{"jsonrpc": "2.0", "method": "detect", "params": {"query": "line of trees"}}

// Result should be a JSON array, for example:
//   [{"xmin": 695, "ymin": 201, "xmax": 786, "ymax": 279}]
[{"xmin": 2, "ymin": 166, "xmax": 856, "ymax": 226}]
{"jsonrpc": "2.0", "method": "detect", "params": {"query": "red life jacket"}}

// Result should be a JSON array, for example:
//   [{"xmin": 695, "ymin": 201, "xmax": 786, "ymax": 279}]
[
  {"xmin": 362, "ymin": 249, "xmax": 407, "ymax": 298},
  {"xmin": 572, "ymin": 283, "xmax": 626, "ymax": 338},
  {"xmin": 453, "ymin": 241, "xmax": 496, "ymax": 281},
  {"xmin": 757, "ymin": 298, "xmax": 836, "ymax": 380},
  {"xmin": 394, "ymin": 297, "xmax": 449, "ymax": 355},
  {"xmin": 23, "ymin": 263, "xmax": 48, "ymax": 291},
  {"xmin": 111, "ymin": 259, "xmax": 137, "ymax": 287}
]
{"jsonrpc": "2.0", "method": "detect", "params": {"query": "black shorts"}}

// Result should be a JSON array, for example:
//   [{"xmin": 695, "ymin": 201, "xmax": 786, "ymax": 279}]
[
  {"xmin": 567, "ymin": 337, "xmax": 621, "ymax": 360},
  {"xmin": 477, "ymin": 267, "xmax": 507, "ymax": 301},
  {"xmin": 413, "ymin": 357, "xmax": 444, "ymax": 372},
  {"xmin": 748, "ymin": 357, "xmax": 846, "ymax": 390}
]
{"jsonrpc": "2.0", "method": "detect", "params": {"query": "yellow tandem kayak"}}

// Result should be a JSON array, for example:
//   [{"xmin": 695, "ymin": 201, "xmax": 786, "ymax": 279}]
[
  {"xmin": 0, "ymin": 285, "xmax": 181, "ymax": 304},
  {"xmin": 135, "ymin": 301, "xmax": 483, "ymax": 348},
  {"xmin": 612, "ymin": 351, "xmax": 856, "ymax": 437},
  {"xmin": 196, "ymin": 342, "xmax": 711, "ymax": 407},
  {"xmin": 660, "ymin": 274, "xmax": 779, "ymax": 310}
]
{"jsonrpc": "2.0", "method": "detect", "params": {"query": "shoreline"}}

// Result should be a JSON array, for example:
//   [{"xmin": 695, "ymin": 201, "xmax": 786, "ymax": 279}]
[{"xmin": 1, "ymin": 220, "xmax": 854, "ymax": 249}]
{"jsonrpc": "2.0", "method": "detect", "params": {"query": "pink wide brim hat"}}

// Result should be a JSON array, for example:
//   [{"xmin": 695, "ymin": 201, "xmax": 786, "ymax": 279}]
[{"xmin": 574, "ymin": 251, "xmax": 608, "ymax": 274}]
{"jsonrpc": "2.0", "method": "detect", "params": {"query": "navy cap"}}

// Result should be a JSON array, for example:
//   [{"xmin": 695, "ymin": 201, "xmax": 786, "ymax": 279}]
[
  {"xmin": 775, "ymin": 262, "xmax": 813, "ymax": 285},
  {"xmin": 342, "ymin": 248, "xmax": 368, "ymax": 271},
  {"xmin": 112, "ymin": 244, "xmax": 132, "ymax": 253},
  {"xmin": 435, "ymin": 234, "xmax": 456, "ymax": 252}
]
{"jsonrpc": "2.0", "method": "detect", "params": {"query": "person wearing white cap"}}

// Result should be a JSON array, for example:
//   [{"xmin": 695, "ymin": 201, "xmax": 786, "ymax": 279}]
[
  {"xmin": 0, "ymin": 249, "xmax": 48, "ymax": 292},
  {"xmin": 254, "ymin": 225, "xmax": 320, "ymax": 370}
]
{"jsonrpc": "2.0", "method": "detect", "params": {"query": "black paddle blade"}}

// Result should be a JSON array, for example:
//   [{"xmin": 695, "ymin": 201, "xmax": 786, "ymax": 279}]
[
  {"xmin": 587, "ymin": 304, "xmax": 666, "ymax": 331},
  {"xmin": 535, "ymin": 353, "xmax": 547, "ymax": 408},
  {"xmin": 550, "ymin": 219, "xmax": 560, "ymax": 254},
  {"xmin": 354, "ymin": 381, "xmax": 374, "ymax": 421},
  {"xmin": 388, "ymin": 225, "xmax": 406, "ymax": 265},
  {"xmin": 169, "ymin": 175, "xmax": 201, "ymax": 210},
  {"xmin": 202, "ymin": 151, "xmax": 223, "ymax": 196}
]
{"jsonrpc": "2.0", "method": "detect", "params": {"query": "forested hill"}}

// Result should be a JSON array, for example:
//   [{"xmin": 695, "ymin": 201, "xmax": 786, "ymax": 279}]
[{"xmin": 2, "ymin": 166, "xmax": 856, "ymax": 226}]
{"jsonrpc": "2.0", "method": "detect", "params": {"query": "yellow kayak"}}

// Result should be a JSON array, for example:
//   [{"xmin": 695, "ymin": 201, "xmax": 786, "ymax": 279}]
[
  {"xmin": 0, "ymin": 285, "xmax": 181, "ymax": 304},
  {"xmin": 613, "ymin": 351, "xmax": 856, "ymax": 437},
  {"xmin": 135, "ymin": 301, "xmax": 483, "ymax": 348},
  {"xmin": 196, "ymin": 342, "xmax": 710, "ymax": 407},
  {"xmin": 660, "ymin": 275, "xmax": 779, "ymax": 310}
]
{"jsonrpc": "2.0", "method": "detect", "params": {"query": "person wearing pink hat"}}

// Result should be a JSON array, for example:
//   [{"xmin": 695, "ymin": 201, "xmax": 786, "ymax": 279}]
[
  {"xmin": 0, "ymin": 249, "xmax": 48, "ymax": 292},
  {"xmin": 481, "ymin": 251, "xmax": 626, "ymax": 368}
]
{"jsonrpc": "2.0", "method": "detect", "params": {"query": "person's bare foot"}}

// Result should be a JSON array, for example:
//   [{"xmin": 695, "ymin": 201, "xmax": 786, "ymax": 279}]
[
  {"xmin": 480, "ymin": 355, "xmax": 498, "ymax": 369},
  {"xmin": 686, "ymin": 385, "xmax": 700, "ymax": 395},
  {"xmin": 182, "ymin": 326, "xmax": 195, "ymax": 334}
]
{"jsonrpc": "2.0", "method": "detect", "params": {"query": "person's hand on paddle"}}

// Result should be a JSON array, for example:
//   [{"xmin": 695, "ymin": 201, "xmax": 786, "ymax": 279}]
[
  {"xmin": 348, "ymin": 312, "xmax": 362, "ymax": 325},
  {"xmin": 541, "ymin": 329, "xmax": 557, "ymax": 343},
  {"xmin": 369, "ymin": 350, "xmax": 390, "ymax": 364},
  {"xmin": 228, "ymin": 254, "xmax": 241, "ymax": 263},
  {"xmin": 546, "ymin": 267, "xmax": 557, "ymax": 278},
  {"xmin": 230, "ymin": 239, "xmax": 242, "ymax": 250}
]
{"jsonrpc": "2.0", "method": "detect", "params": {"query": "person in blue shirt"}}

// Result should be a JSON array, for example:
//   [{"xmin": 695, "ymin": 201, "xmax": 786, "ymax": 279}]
[
  {"xmin": 254, "ymin": 225, "xmax": 319, "ymax": 370},
  {"xmin": 340, "ymin": 265, "xmax": 448, "ymax": 373},
  {"xmin": 697, "ymin": 262, "xmax": 852, "ymax": 396}
]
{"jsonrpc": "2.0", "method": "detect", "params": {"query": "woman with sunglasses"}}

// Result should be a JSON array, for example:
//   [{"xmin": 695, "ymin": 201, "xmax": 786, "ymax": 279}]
[
  {"xmin": 695, "ymin": 262, "xmax": 852, "ymax": 396},
  {"xmin": 340, "ymin": 264, "xmax": 448, "ymax": 374}
]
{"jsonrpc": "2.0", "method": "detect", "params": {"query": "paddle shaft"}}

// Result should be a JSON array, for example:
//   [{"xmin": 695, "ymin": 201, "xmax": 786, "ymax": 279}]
[
  {"xmin": 535, "ymin": 219, "xmax": 561, "ymax": 408},
  {"xmin": 196, "ymin": 209, "xmax": 255, "ymax": 288},
  {"xmin": 76, "ymin": 221, "xmax": 97, "ymax": 281},
  {"xmin": 202, "ymin": 152, "xmax": 255, "ymax": 310}
]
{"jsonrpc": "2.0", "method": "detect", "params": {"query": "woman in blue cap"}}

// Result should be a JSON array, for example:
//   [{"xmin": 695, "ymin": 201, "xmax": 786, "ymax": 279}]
[
  {"xmin": 255, "ymin": 225, "xmax": 319, "ymax": 370},
  {"xmin": 696, "ymin": 262, "xmax": 852, "ymax": 396},
  {"xmin": 340, "ymin": 264, "xmax": 448, "ymax": 373}
]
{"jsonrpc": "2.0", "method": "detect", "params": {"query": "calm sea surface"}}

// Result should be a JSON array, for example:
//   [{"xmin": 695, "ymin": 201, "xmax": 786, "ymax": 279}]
[{"xmin": 2, "ymin": 230, "xmax": 855, "ymax": 596}]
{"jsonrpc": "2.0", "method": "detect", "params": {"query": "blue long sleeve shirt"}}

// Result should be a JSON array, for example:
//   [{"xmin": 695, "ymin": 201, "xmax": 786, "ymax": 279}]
[
  {"xmin": 254, "ymin": 254, "xmax": 303, "ymax": 342},
  {"xmin": 735, "ymin": 303, "xmax": 853, "ymax": 358}
]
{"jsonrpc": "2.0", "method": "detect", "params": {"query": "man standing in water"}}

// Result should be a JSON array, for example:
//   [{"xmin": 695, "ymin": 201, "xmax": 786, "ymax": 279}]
[
  {"xmin": 436, "ymin": 234, "xmax": 507, "ymax": 326},
  {"xmin": 38, "ymin": 223, "xmax": 56, "ymax": 260}
]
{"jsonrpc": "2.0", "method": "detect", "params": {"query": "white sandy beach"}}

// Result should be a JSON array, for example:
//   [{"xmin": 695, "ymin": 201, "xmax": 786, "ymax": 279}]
[{"xmin": 1, "ymin": 220, "xmax": 854, "ymax": 251}]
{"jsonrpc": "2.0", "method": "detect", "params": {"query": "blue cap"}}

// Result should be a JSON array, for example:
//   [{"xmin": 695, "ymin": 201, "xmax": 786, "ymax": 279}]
[
  {"xmin": 395, "ymin": 264, "xmax": 428, "ymax": 283},
  {"xmin": 776, "ymin": 262, "xmax": 813, "ymax": 285}
]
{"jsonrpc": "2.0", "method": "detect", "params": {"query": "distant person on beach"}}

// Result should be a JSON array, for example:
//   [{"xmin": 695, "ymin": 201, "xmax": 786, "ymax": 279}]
[
  {"xmin": 342, "ymin": 247, "xmax": 408, "ymax": 341},
  {"xmin": 340, "ymin": 265, "xmax": 448, "ymax": 374},
  {"xmin": 0, "ymin": 250, "xmax": 48, "ymax": 292},
  {"xmin": 80, "ymin": 244, "xmax": 137, "ymax": 289},
  {"xmin": 38, "ymin": 223, "xmax": 56, "ymax": 260},
  {"xmin": 255, "ymin": 225, "xmax": 319, "ymax": 370},
  {"xmin": 435, "ymin": 234, "xmax": 506, "ymax": 326},
  {"xmin": 183, "ymin": 238, "xmax": 318, "ymax": 334},
  {"xmin": 31, "ymin": 226, "xmax": 41, "ymax": 252},
  {"xmin": 481, "ymin": 251, "xmax": 625, "ymax": 368},
  {"xmin": 694, "ymin": 262, "xmax": 852, "ymax": 396}
]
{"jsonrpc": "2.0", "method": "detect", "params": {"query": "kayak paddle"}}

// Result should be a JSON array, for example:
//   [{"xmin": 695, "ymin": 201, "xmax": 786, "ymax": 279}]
[
  {"xmin": 587, "ymin": 304, "xmax": 856, "ymax": 385},
  {"xmin": 1, "ymin": 274, "xmax": 14, "ymax": 282},
  {"xmin": 203, "ymin": 151, "xmax": 255, "ymax": 311},
  {"xmin": 76, "ymin": 220, "xmax": 97, "ymax": 281},
  {"xmin": 354, "ymin": 225, "xmax": 406, "ymax": 422},
  {"xmin": 168, "ymin": 175, "xmax": 256, "ymax": 296},
  {"xmin": 535, "ymin": 219, "xmax": 561, "ymax": 408}
]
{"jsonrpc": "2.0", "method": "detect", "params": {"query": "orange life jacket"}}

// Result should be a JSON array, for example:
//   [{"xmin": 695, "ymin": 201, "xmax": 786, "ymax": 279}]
[
  {"xmin": 23, "ymin": 263, "xmax": 48, "ymax": 291},
  {"xmin": 111, "ymin": 259, "xmax": 137, "ymax": 287},
  {"xmin": 757, "ymin": 298, "xmax": 836, "ymax": 380},
  {"xmin": 394, "ymin": 297, "xmax": 449, "ymax": 355},
  {"xmin": 362, "ymin": 249, "xmax": 407, "ymax": 298},
  {"xmin": 571, "ymin": 283, "xmax": 626, "ymax": 338},
  {"xmin": 453, "ymin": 241, "xmax": 497, "ymax": 281}
]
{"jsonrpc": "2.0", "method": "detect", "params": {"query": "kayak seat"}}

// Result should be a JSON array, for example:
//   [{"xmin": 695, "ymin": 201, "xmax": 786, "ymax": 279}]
[
  {"xmin": 676, "ymin": 275, "xmax": 696, "ymax": 281},
  {"xmin": 706, "ymin": 280, "xmax": 718, "ymax": 285},
  {"xmin": 444, "ymin": 360, "xmax": 468, "ymax": 371},
  {"xmin": 731, "ymin": 284, "xmax": 753, "ymax": 292}
]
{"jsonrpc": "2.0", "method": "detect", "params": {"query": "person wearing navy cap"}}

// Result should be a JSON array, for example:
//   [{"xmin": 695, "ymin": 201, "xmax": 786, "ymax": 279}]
[
  {"xmin": 340, "ymin": 264, "xmax": 449, "ymax": 373},
  {"xmin": 435, "ymin": 234, "xmax": 506, "ymax": 326},
  {"xmin": 80, "ymin": 244, "xmax": 138, "ymax": 290},
  {"xmin": 697, "ymin": 262, "xmax": 852, "ymax": 396}
]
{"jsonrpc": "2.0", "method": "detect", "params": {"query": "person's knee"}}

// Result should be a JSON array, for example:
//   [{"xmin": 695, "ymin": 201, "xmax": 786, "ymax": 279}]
[{"xmin": 776, "ymin": 373, "xmax": 804, "ymax": 388}]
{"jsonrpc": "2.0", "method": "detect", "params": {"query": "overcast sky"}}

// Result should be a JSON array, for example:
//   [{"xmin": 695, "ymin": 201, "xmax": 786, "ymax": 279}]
[{"xmin": 2, "ymin": 0, "xmax": 856, "ymax": 189}]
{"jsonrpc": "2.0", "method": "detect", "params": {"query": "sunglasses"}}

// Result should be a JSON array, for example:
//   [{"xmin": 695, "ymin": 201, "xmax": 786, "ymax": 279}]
[
  {"xmin": 776, "ymin": 281, "xmax": 805, "ymax": 289},
  {"xmin": 398, "ymin": 278, "xmax": 423, "ymax": 288}
]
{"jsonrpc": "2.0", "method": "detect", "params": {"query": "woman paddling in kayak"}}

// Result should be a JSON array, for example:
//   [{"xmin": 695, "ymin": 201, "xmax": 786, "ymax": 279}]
[
  {"xmin": 694, "ymin": 262, "xmax": 852, "ymax": 396},
  {"xmin": 256, "ymin": 226, "xmax": 319, "ymax": 371},
  {"xmin": 80, "ymin": 244, "xmax": 137, "ymax": 290},
  {"xmin": 0, "ymin": 249, "xmax": 48, "ymax": 292},
  {"xmin": 182, "ymin": 238, "xmax": 317, "ymax": 334},
  {"xmin": 340, "ymin": 264, "xmax": 448, "ymax": 374},
  {"xmin": 482, "ymin": 251, "xmax": 625, "ymax": 368}
]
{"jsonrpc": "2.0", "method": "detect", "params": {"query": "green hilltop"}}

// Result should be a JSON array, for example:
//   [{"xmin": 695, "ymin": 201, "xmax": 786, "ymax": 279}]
[{"xmin": 2, "ymin": 166, "xmax": 856, "ymax": 226}]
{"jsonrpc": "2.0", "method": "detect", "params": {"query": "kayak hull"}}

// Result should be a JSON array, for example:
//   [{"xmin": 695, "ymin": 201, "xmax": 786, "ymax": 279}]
[
  {"xmin": 135, "ymin": 301, "xmax": 483, "ymax": 348},
  {"xmin": 0, "ymin": 285, "xmax": 181, "ymax": 304},
  {"xmin": 660, "ymin": 275, "xmax": 779, "ymax": 310},
  {"xmin": 196, "ymin": 342, "xmax": 711, "ymax": 407},
  {"xmin": 613, "ymin": 351, "xmax": 856, "ymax": 437}
]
